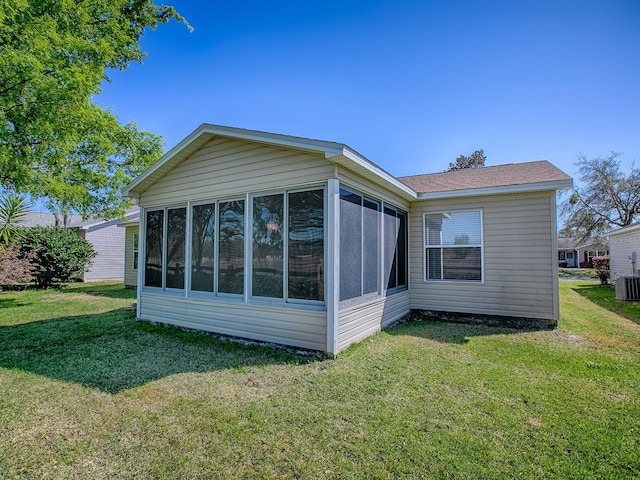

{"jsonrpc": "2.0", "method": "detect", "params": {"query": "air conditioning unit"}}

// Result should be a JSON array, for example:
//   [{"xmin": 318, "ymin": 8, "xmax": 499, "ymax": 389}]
[{"xmin": 615, "ymin": 276, "xmax": 640, "ymax": 301}]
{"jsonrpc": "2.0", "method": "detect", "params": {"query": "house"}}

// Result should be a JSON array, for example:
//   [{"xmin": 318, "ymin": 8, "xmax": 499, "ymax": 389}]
[
  {"xmin": 608, "ymin": 223, "xmax": 640, "ymax": 280},
  {"xmin": 23, "ymin": 211, "xmax": 139, "ymax": 282},
  {"xmin": 122, "ymin": 124, "xmax": 572, "ymax": 355},
  {"xmin": 557, "ymin": 237, "xmax": 609, "ymax": 268}
]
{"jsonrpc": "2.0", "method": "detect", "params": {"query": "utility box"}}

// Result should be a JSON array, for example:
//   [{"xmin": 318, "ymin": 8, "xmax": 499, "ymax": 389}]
[{"xmin": 615, "ymin": 276, "xmax": 640, "ymax": 301}]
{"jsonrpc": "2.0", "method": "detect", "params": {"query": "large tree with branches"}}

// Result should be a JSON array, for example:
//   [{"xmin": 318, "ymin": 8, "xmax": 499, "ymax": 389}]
[
  {"xmin": 560, "ymin": 152, "xmax": 640, "ymax": 242},
  {"xmin": 0, "ymin": 0, "xmax": 189, "ymax": 225}
]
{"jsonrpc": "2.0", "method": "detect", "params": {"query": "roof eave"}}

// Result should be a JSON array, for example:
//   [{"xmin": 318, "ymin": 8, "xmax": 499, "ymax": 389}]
[
  {"xmin": 608, "ymin": 222, "xmax": 640, "ymax": 237},
  {"xmin": 326, "ymin": 148, "xmax": 417, "ymax": 202},
  {"xmin": 415, "ymin": 179, "xmax": 573, "ymax": 200}
]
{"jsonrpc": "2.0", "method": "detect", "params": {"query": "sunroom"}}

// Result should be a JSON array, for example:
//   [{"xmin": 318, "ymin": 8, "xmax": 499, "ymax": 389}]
[{"xmin": 124, "ymin": 124, "xmax": 414, "ymax": 355}]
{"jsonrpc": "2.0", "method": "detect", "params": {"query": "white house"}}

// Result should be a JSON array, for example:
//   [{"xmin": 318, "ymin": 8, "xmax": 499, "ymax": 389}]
[
  {"xmin": 122, "ymin": 124, "xmax": 572, "ymax": 355},
  {"xmin": 608, "ymin": 223, "xmax": 640, "ymax": 280},
  {"xmin": 23, "ymin": 211, "xmax": 139, "ymax": 282}
]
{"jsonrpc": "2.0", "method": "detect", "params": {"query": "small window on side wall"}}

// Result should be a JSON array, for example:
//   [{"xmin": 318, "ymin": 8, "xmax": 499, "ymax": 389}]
[
  {"xmin": 133, "ymin": 233, "xmax": 139, "ymax": 270},
  {"xmin": 425, "ymin": 211, "xmax": 482, "ymax": 281}
]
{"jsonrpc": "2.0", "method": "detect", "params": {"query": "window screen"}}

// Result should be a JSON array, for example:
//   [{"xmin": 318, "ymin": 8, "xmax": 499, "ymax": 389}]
[
  {"xmin": 144, "ymin": 210, "xmax": 163, "ymax": 287},
  {"xmin": 165, "ymin": 207, "xmax": 186, "ymax": 289}
]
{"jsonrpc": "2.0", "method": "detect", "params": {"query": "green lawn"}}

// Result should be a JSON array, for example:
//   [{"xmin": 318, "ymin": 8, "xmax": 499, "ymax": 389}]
[{"xmin": 0, "ymin": 282, "xmax": 638, "ymax": 479}]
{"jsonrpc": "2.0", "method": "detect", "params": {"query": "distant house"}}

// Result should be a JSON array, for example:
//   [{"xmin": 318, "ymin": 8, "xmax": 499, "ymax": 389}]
[
  {"xmin": 23, "ymin": 211, "xmax": 139, "ymax": 282},
  {"xmin": 557, "ymin": 237, "xmax": 608, "ymax": 268},
  {"xmin": 122, "ymin": 123, "xmax": 572, "ymax": 355},
  {"xmin": 608, "ymin": 223, "xmax": 640, "ymax": 280}
]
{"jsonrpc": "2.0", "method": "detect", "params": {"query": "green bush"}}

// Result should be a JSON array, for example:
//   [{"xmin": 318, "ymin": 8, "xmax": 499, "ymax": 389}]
[{"xmin": 21, "ymin": 227, "xmax": 96, "ymax": 288}]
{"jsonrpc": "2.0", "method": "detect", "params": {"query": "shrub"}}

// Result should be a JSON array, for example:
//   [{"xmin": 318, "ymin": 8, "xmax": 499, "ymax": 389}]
[
  {"xmin": 0, "ymin": 246, "xmax": 34, "ymax": 285},
  {"xmin": 580, "ymin": 261, "xmax": 593, "ymax": 268},
  {"xmin": 592, "ymin": 255, "xmax": 610, "ymax": 285},
  {"xmin": 21, "ymin": 227, "xmax": 96, "ymax": 288},
  {"xmin": 559, "ymin": 261, "xmax": 568, "ymax": 268}
]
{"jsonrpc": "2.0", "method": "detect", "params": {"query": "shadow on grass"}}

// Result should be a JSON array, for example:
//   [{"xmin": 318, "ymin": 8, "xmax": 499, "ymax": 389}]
[
  {"xmin": 572, "ymin": 283, "xmax": 640, "ymax": 325},
  {"xmin": 0, "ymin": 298, "xmax": 30, "ymax": 309},
  {"xmin": 0, "ymin": 308, "xmax": 312, "ymax": 394},
  {"xmin": 387, "ymin": 317, "xmax": 546, "ymax": 345},
  {"xmin": 60, "ymin": 282, "xmax": 137, "ymax": 300}
]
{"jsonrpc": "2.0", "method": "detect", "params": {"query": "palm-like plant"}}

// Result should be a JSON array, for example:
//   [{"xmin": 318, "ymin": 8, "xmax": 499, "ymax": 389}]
[{"xmin": 0, "ymin": 193, "xmax": 30, "ymax": 247}]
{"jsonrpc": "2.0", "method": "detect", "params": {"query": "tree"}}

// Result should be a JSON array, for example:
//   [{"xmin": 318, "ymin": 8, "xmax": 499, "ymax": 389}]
[
  {"xmin": 0, "ymin": 192, "xmax": 29, "ymax": 246},
  {"xmin": 0, "ymin": 0, "xmax": 189, "ymax": 223},
  {"xmin": 447, "ymin": 149, "xmax": 486, "ymax": 171},
  {"xmin": 560, "ymin": 153, "xmax": 640, "ymax": 242}
]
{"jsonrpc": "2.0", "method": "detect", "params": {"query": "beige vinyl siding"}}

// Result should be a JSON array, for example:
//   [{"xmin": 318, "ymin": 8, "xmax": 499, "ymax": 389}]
[
  {"xmin": 124, "ymin": 225, "xmax": 138, "ymax": 287},
  {"xmin": 610, "ymin": 229, "xmax": 640, "ymax": 279},
  {"xmin": 139, "ymin": 292, "xmax": 327, "ymax": 351},
  {"xmin": 84, "ymin": 221, "xmax": 125, "ymax": 281},
  {"xmin": 410, "ymin": 191, "xmax": 557, "ymax": 321},
  {"xmin": 139, "ymin": 137, "xmax": 335, "ymax": 207},
  {"xmin": 338, "ymin": 291, "xmax": 410, "ymax": 351},
  {"xmin": 337, "ymin": 166, "xmax": 411, "ymax": 210}
]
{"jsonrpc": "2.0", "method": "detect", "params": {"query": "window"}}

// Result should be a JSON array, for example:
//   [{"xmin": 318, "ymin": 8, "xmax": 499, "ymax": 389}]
[
  {"xmin": 288, "ymin": 190, "xmax": 324, "ymax": 301},
  {"xmin": 425, "ymin": 211, "xmax": 482, "ymax": 281},
  {"xmin": 191, "ymin": 203, "xmax": 216, "ymax": 292},
  {"xmin": 133, "ymin": 233, "xmax": 139, "ymax": 270},
  {"xmin": 384, "ymin": 206, "xmax": 407, "ymax": 290},
  {"xmin": 218, "ymin": 200, "xmax": 245, "ymax": 295},
  {"xmin": 252, "ymin": 194, "xmax": 284, "ymax": 298},
  {"xmin": 143, "ymin": 207, "xmax": 186, "ymax": 290},
  {"xmin": 166, "ymin": 207, "xmax": 186, "ymax": 289},
  {"xmin": 251, "ymin": 189, "xmax": 325, "ymax": 302},
  {"xmin": 339, "ymin": 187, "xmax": 407, "ymax": 304},
  {"xmin": 141, "ymin": 187, "xmax": 324, "ymax": 304},
  {"xmin": 144, "ymin": 210, "xmax": 163, "ymax": 287}
]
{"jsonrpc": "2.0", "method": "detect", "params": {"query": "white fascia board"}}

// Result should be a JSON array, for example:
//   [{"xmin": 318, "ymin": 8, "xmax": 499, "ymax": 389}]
[
  {"xmin": 416, "ymin": 179, "xmax": 573, "ymax": 200},
  {"xmin": 608, "ymin": 222, "xmax": 640, "ymax": 237},
  {"xmin": 326, "ymin": 148, "xmax": 417, "ymax": 201}
]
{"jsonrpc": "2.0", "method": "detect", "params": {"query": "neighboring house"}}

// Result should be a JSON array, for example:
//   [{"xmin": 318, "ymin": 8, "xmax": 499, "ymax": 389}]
[
  {"xmin": 608, "ymin": 223, "xmax": 640, "ymax": 280},
  {"xmin": 122, "ymin": 123, "xmax": 572, "ymax": 355},
  {"xmin": 22, "ymin": 211, "xmax": 139, "ymax": 282},
  {"xmin": 557, "ymin": 237, "xmax": 609, "ymax": 268}
]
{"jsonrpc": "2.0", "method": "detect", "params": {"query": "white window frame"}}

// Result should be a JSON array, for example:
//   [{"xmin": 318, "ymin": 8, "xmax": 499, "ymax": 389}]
[{"xmin": 423, "ymin": 209, "xmax": 484, "ymax": 283}]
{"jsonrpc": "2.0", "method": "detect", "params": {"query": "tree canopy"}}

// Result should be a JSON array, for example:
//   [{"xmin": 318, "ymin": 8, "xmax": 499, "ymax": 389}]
[
  {"xmin": 447, "ymin": 149, "xmax": 486, "ymax": 171},
  {"xmin": 560, "ymin": 152, "xmax": 640, "ymax": 241},
  {"xmin": 0, "ymin": 0, "xmax": 189, "ymax": 223}
]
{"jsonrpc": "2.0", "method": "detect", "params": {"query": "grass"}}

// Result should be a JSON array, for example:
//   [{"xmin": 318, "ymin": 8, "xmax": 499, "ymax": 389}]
[{"xmin": 0, "ymin": 282, "xmax": 639, "ymax": 478}]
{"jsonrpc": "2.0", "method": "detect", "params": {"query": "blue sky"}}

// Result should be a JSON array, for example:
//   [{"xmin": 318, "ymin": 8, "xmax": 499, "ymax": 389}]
[{"xmin": 96, "ymin": 0, "xmax": 640, "ymax": 180}]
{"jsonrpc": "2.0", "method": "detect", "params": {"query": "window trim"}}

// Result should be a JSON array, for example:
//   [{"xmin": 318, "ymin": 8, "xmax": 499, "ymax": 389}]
[{"xmin": 423, "ymin": 209, "xmax": 484, "ymax": 283}]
